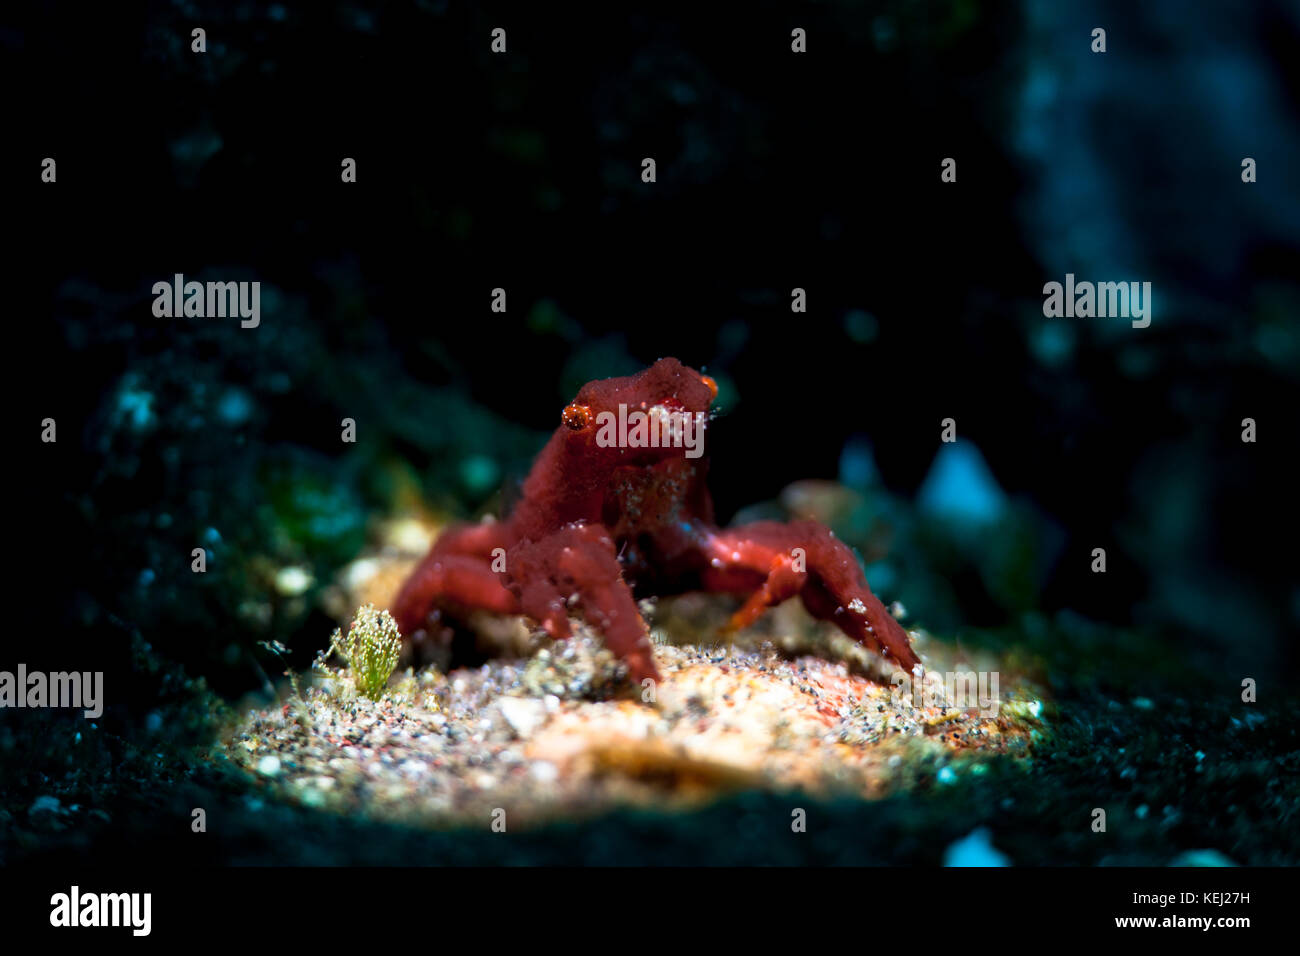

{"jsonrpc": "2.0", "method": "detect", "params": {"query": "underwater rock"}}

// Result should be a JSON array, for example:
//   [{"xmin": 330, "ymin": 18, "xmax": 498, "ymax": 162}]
[
  {"xmin": 1169, "ymin": 849, "xmax": 1236, "ymax": 867},
  {"xmin": 943, "ymin": 827, "xmax": 1011, "ymax": 867},
  {"xmin": 917, "ymin": 441, "xmax": 1007, "ymax": 527}
]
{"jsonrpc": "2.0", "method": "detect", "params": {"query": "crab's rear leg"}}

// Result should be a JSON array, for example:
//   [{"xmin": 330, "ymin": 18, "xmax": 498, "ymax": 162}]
[
  {"xmin": 506, "ymin": 524, "xmax": 660, "ymax": 684},
  {"xmin": 697, "ymin": 520, "xmax": 921, "ymax": 675}
]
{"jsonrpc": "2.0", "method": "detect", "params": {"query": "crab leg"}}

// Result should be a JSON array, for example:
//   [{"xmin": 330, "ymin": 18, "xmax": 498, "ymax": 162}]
[
  {"xmin": 506, "ymin": 524, "xmax": 661, "ymax": 684},
  {"xmin": 390, "ymin": 522, "xmax": 518, "ymax": 637},
  {"xmin": 697, "ymin": 520, "xmax": 921, "ymax": 674}
]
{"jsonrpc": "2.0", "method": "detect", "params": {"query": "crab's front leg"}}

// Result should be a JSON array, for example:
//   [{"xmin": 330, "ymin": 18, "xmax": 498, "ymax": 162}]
[
  {"xmin": 390, "ymin": 522, "xmax": 519, "ymax": 638},
  {"xmin": 506, "ymin": 523, "xmax": 660, "ymax": 684},
  {"xmin": 696, "ymin": 520, "xmax": 921, "ymax": 675}
]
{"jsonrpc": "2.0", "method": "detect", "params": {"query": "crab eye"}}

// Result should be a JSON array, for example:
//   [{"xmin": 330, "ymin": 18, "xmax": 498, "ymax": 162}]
[
  {"xmin": 562, "ymin": 403, "xmax": 592, "ymax": 430},
  {"xmin": 701, "ymin": 375, "xmax": 719, "ymax": 401}
]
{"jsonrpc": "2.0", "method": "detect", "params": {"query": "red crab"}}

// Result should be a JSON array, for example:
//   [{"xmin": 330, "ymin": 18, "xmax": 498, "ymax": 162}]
[{"xmin": 391, "ymin": 357, "xmax": 920, "ymax": 684}]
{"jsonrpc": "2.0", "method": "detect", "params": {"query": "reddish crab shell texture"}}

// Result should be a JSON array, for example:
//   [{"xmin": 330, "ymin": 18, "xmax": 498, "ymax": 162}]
[{"xmin": 391, "ymin": 357, "xmax": 921, "ymax": 684}]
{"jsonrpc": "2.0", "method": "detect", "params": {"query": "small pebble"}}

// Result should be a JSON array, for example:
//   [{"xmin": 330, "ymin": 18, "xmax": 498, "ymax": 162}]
[
  {"xmin": 1169, "ymin": 849, "xmax": 1236, "ymax": 867},
  {"xmin": 499, "ymin": 697, "xmax": 549, "ymax": 737},
  {"xmin": 257, "ymin": 755, "xmax": 282, "ymax": 777},
  {"xmin": 29, "ymin": 795, "xmax": 62, "ymax": 816},
  {"xmin": 531, "ymin": 761, "xmax": 560, "ymax": 784}
]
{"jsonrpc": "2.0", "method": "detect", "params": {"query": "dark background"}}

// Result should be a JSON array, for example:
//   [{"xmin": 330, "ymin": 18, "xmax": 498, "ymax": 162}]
[{"xmin": 8, "ymin": 0, "xmax": 1300, "ymax": 720}]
